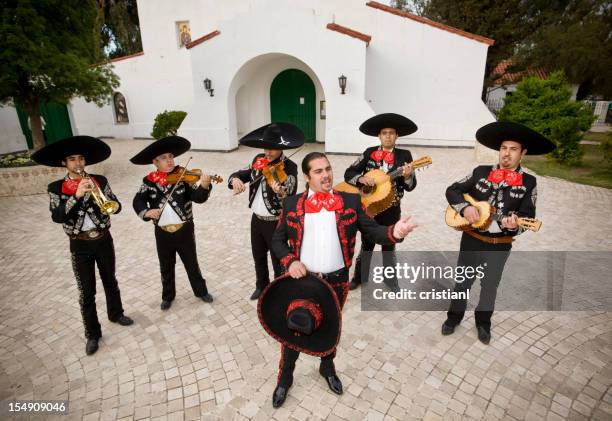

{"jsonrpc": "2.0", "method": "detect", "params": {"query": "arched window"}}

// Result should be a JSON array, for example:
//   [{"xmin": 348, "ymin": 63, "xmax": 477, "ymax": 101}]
[{"xmin": 113, "ymin": 92, "xmax": 129, "ymax": 124}]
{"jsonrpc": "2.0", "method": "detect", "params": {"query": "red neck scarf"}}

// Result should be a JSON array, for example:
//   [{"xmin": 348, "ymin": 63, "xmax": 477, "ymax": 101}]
[
  {"xmin": 62, "ymin": 176, "xmax": 99, "ymax": 195},
  {"xmin": 487, "ymin": 168, "xmax": 523, "ymax": 186},
  {"xmin": 147, "ymin": 170, "xmax": 169, "ymax": 186},
  {"xmin": 252, "ymin": 157, "xmax": 269, "ymax": 171},
  {"xmin": 304, "ymin": 191, "xmax": 342, "ymax": 213},
  {"xmin": 371, "ymin": 150, "xmax": 394, "ymax": 165}
]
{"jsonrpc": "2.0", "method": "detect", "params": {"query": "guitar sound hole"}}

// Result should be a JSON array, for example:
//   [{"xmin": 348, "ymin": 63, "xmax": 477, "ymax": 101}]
[{"xmin": 361, "ymin": 185, "xmax": 375, "ymax": 195}]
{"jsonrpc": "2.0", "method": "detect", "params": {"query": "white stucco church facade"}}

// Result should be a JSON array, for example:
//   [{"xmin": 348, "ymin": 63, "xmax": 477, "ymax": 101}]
[{"xmin": 1, "ymin": 0, "xmax": 497, "ymax": 154}]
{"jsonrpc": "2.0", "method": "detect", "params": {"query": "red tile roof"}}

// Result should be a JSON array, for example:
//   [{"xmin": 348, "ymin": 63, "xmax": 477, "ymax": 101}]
[
  {"xmin": 366, "ymin": 1, "xmax": 494, "ymax": 46},
  {"xmin": 108, "ymin": 51, "xmax": 144, "ymax": 63},
  {"xmin": 186, "ymin": 30, "xmax": 221, "ymax": 49},
  {"xmin": 492, "ymin": 59, "xmax": 549, "ymax": 85},
  {"xmin": 326, "ymin": 23, "xmax": 372, "ymax": 46}
]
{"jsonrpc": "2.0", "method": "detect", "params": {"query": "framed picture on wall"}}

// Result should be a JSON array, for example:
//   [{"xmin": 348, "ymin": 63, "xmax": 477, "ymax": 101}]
[{"xmin": 176, "ymin": 21, "xmax": 191, "ymax": 48}]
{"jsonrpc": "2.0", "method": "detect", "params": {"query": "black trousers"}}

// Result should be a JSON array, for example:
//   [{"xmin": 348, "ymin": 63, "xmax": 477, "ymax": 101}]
[
  {"xmin": 277, "ymin": 268, "xmax": 349, "ymax": 387},
  {"xmin": 352, "ymin": 204, "xmax": 401, "ymax": 285},
  {"xmin": 70, "ymin": 232, "xmax": 125, "ymax": 340},
  {"xmin": 251, "ymin": 214, "xmax": 283, "ymax": 290},
  {"xmin": 154, "ymin": 221, "xmax": 208, "ymax": 302},
  {"xmin": 446, "ymin": 232, "xmax": 511, "ymax": 330}
]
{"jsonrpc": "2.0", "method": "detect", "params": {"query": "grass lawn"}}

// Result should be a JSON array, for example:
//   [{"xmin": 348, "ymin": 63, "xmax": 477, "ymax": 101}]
[{"xmin": 522, "ymin": 135, "xmax": 612, "ymax": 189}]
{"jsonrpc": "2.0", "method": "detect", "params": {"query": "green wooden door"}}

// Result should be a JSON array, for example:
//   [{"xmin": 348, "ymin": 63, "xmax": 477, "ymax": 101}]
[
  {"xmin": 270, "ymin": 69, "xmax": 316, "ymax": 142},
  {"xmin": 16, "ymin": 102, "xmax": 73, "ymax": 148}
]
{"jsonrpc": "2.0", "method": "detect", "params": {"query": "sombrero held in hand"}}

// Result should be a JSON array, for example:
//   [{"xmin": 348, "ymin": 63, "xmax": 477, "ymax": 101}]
[{"xmin": 258, "ymin": 273, "xmax": 341, "ymax": 357}]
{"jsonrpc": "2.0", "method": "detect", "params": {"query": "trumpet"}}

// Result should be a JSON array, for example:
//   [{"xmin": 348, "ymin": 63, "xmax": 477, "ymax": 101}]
[{"xmin": 77, "ymin": 168, "xmax": 119, "ymax": 215}]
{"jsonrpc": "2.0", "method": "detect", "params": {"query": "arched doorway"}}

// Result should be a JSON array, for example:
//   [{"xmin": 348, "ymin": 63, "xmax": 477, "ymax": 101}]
[{"xmin": 270, "ymin": 69, "xmax": 316, "ymax": 142}]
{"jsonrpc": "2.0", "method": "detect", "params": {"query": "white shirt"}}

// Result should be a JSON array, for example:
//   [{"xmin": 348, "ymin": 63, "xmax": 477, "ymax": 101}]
[
  {"xmin": 81, "ymin": 214, "xmax": 96, "ymax": 231},
  {"xmin": 251, "ymin": 182, "xmax": 274, "ymax": 217},
  {"xmin": 158, "ymin": 203, "xmax": 182, "ymax": 226},
  {"xmin": 299, "ymin": 189, "xmax": 345, "ymax": 274}
]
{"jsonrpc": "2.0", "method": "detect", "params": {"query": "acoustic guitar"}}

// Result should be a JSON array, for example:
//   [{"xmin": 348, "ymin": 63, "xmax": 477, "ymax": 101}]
[
  {"xmin": 444, "ymin": 194, "xmax": 542, "ymax": 232},
  {"xmin": 334, "ymin": 156, "xmax": 432, "ymax": 217}
]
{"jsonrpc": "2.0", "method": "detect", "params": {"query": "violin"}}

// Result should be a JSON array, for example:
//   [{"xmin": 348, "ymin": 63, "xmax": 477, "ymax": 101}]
[
  {"xmin": 261, "ymin": 161, "xmax": 288, "ymax": 197},
  {"xmin": 166, "ymin": 165, "xmax": 223, "ymax": 185}
]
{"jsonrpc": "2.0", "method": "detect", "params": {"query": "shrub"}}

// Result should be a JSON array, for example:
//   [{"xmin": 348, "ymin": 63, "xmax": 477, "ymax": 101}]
[
  {"xmin": 498, "ymin": 70, "xmax": 596, "ymax": 164},
  {"xmin": 150, "ymin": 110, "xmax": 187, "ymax": 139}
]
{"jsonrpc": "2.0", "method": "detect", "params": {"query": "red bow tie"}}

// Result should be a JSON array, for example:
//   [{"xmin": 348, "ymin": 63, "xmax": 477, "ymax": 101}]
[
  {"xmin": 371, "ymin": 150, "xmax": 394, "ymax": 165},
  {"xmin": 305, "ymin": 192, "xmax": 342, "ymax": 213},
  {"xmin": 487, "ymin": 169, "xmax": 523, "ymax": 186},
  {"xmin": 62, "ymin": 176, "xmax": 100, "ymax": 195},
  {"xmin": 252, "ymin": 157, "xmax": 269, "ymax": 171},
  {"xmin": 147, "ymin": 170, "xmax": 168, "ymax": 186}
]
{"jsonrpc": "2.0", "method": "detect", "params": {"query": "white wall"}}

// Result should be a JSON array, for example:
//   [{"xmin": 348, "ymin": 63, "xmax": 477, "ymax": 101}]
[
  {"xmin": 180, "ymin": 2, "xmax": 375, "ymax": 152},
  {"xmin": 68, "ymin": 0, "xmax": 493, "ymax": 151},
  {"xmin": 0, "ymin": 106, "xmax": 28, "ymax": 154}
]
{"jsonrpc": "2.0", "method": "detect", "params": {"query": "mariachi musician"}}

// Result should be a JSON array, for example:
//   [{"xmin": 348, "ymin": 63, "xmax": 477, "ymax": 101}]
[
  {"xmin": 344, "ymin": 113, "xmax": 419, "ymax": 291},
  {"xmin": 131, "ymin": 136, "xmax": 214, "ymax": 310},
  {"xmin": 32, "ymin": 136, "xmax": 134, "ymax": 356},
  {"xmin": 228, "ymin": 123, "xmax": 302, "ymax": 300},
  {"xmin": 441, "ymin": 122, "xmax": 554, "ymax": 344}
]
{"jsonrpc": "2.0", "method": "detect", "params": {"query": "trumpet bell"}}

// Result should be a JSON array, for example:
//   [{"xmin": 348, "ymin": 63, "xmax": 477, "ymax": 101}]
[{"xmin": 100, "ymin": 200, "xmax": 120, "ymax": 215}]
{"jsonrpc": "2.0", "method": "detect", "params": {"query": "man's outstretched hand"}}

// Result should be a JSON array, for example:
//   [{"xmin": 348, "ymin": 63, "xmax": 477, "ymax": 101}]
[{"xmin": 392, "ymin": 214, "xmax": 417, "ymax": 240}]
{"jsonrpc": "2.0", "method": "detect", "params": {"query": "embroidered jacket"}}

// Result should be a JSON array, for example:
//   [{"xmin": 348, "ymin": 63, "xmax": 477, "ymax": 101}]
[
  {"xmin": 132, "ymin": 173, "xmax": 212, "ymax": 224},
  {"xmin": 227, "ymin": 153, "xmax": 298, "ymax": 216},
  {"xmin": 446, "ymin": 164, "xmax": 537, "ymax": 238},
  {"xmin": 48, "ymin": 174, "xmax": 121, "ymax": 236},
  {"xmin": 271, "ymin": 190, "xmax": 403, "ymax": 270}
]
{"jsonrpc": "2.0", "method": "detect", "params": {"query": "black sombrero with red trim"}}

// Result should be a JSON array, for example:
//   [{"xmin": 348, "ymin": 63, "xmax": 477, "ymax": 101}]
[{"xmin": 258, "ymin": 273, "xmax": 341, "ymax": 357}]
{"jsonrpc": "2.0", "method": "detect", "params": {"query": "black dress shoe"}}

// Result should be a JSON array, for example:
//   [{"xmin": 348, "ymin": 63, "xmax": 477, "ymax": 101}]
[
  {"xmin": 349, "ymin": 280, "xmax": 360, "ymax": 290},
  {"xmin": 85, "ymin": 338, "xmax": 99, "ymax": 355},
  {"xmin": 323, "ymin": 374, "xmax": 343, "ymax": 395},
  {"xmin": 160, "ymin": 300, "xmax": 172, "ymax": 310},
  {"xmin": 113, "ymin": 315, "xmax": 134, "ymax": 326},
  {"xmin": 200, "ymin": 293, "xmax": 214, "ymax": 303},
  {"xmin": 250, "ymin": 289, "xmax": 262, "ymax": 300},
  {"xmin": 272, "ymin": 385, "xmax": 289, "ymax": 408},
  {"xmin": 477, "ymin": 326, "xmax": 491, "ymax": 344},
  {"xmin": 441, "ymin": 322, "xmax": 456, "ymax": 336}
]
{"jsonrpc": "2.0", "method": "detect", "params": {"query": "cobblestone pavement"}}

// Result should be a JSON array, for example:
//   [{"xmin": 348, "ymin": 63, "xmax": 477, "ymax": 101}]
[{"xmin": 1, "ymin": 139, "xmax": 611, "ymax": 420}]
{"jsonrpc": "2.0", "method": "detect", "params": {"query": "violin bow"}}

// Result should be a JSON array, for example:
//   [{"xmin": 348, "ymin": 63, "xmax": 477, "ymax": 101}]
[{"xmin": 158, "ymin": 156, "xmax": 192, "ymax": 215}]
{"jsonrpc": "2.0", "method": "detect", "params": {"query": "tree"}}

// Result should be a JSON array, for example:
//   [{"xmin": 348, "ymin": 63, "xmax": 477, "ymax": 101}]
[
  {"xmin": 0, "ymin": 0, "xmax": 120, "ymax": 151},
  {"xmin": 515, "ymin": 0, "xmax": 612, "ymax": 99},
  {"xmin": 411, "ymin": 0, "xmax": 611, "ymax": 99},
  {"xmin": 498, "ymin": 71, "xmax": 596, "ymax": 164},
  {"xmin": 98, "ymin": 0, "xmax": 142, "ymax": 59}
]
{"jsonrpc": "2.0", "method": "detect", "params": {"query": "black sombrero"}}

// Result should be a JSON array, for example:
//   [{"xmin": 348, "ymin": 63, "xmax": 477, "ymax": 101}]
[
  {"xmin": 239, "ymin": 122, "xmax": 305, "ymax": 150},
  {"xmin": 258, "ymin": 273, "xmax": 341, "ymax": 357},
  {"xmin": 130, "ymin": 136, "xmax": 191, "ymax": 165},
  {"xmin": 359, "ymin": 113, "xmax": 418, "ymax": 137},
  {"xmin": 31, "ymin": 136, "xmax": 111, "ymax": 167},
  {"xmin": 475, "ymin": 121, "xmax": 556, "ymax": 155}
]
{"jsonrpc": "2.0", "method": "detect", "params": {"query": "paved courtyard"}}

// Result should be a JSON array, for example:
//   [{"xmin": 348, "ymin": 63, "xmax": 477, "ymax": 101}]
[{"xmin": 1, "ymin": 138, "xmax": 611, "ymax": 420}]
